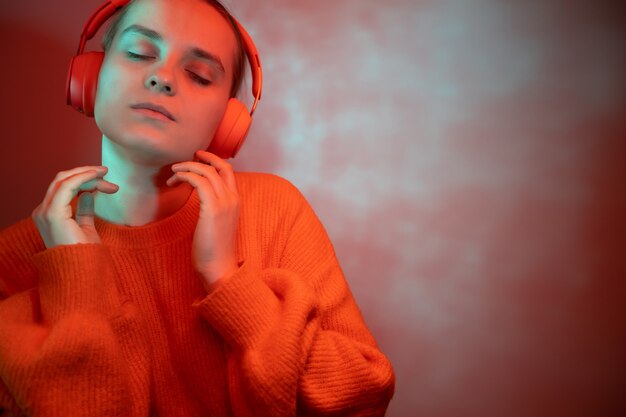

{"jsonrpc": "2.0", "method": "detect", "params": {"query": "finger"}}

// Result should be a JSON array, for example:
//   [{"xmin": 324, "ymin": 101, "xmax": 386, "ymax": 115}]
[
  {"xmin": 79, "ymin": 178, "xmax": 119, "ymax": 194},
  {"xmin": 47, "ymin": 166, "xmax": 108, "ymax": 194},
  {"xmin": 43, "ymin": 166, "xmax": 108, "ymax": 208},
  {"xmin": 170, "ymin": 162, "xmax": 228, "ymax": 199},
  {"xmin": 194, "ymin": 150, "xmax": 238, "ymax": 192},
  {"xmin": 75, "ymin": 192, "xmax": 95, "ymax": 227},
  {"xmin": 44, "ymin": 170, "xmax": 101, "ymax": 211},
  {"xmin": 167, "ymin": 171, "xmax": 219, "ymax": 208},
  {"xmin": 47, "ymin": 170, "xmax": 116, "ymax": 215}
]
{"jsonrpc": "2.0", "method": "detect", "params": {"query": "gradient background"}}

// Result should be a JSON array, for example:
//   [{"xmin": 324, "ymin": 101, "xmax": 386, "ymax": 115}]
[{"xmin": 1, "ymin": 0, "xmax": 625, "ymax": 416}]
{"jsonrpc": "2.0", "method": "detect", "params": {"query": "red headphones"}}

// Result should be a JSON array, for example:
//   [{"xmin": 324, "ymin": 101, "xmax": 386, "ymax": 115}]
[{"xmin": 66, "ymin": 0, "xmax": 263, "ymax": 159}]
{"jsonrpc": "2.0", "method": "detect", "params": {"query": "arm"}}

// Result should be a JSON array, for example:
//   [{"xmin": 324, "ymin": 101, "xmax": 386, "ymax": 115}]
[
  {"xmin": 0, "ymin": 165, "xmax": 150, "ymax": 416},
  {"xmin": 193, "ymin": 184, "xmax": 395, "ymax": 416},
  {"xmin": 0, "ymin": 244, "xmax": 150, "ymax": 417}
]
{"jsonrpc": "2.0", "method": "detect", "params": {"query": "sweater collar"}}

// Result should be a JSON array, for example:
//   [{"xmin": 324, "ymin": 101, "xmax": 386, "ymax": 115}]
[{"xmin": 91, "ymin": 189, "xmax": 200, "ymax": 249}]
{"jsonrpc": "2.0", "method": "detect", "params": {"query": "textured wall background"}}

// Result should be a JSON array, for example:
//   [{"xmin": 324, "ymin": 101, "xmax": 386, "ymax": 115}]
[{"xmin": 1, "ymin": 0, "xmax": 625, "ymax": 416}]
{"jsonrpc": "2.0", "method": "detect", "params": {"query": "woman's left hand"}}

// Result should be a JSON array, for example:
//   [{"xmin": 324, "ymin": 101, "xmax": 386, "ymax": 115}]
[{"xmin": 167, "ymin": 150, "xmax": 240, "ymax": 288}]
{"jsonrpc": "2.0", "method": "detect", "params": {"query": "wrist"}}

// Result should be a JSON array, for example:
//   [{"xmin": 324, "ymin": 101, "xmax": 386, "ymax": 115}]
[{"xmin": 197, "ymin": 259, "xmax": 239, "ymax": 290}]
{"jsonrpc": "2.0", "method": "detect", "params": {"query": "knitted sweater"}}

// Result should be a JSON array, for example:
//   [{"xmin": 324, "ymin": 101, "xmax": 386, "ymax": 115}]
[{"xmin": 0, "ymin": 172, "xmax": 395, "ymax": 417}]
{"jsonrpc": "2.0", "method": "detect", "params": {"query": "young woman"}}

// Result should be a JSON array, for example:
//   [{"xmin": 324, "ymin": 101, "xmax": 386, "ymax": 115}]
[{"xmin": 0, "ymin": 0, "xmax": 395, "ymax": 415}]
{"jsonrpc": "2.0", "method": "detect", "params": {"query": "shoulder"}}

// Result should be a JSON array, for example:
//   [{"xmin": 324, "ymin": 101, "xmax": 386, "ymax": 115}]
[
  {"xmin": 0, "ymin": 216, "xmax": 44, "ymax": 256},
  {"xmin": 233, "ymin": 172, "xmax": 322, "ymax": 234},
  {"xmin": 233, "ymin": 172, "xmax": 328, "ymax": 232},
  {"xmin": 0, "ymin": 217, "xmax": 44, "ymax": 295},
  {"xmin": 234, "ymin": 172, "xmax": 308, "ymax": 206}
]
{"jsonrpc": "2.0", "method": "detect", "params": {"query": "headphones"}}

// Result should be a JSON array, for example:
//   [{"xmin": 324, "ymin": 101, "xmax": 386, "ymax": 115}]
[{"xmin": 66, "ymin": 0, "xmax": 263, "ymax": 159}]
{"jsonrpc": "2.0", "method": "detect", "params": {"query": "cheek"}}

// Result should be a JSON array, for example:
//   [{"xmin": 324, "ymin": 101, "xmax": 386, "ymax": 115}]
[
  {"xmin": 94, "ymin": 57, "xmax": 139, "ymax": 134},
  {"xmin": 95, "ymin": 63, "xmax": 123, "ymax": 121},
  {"xmin": 183, "ymin": 97, "xmax": 230, "ymax": 146}
]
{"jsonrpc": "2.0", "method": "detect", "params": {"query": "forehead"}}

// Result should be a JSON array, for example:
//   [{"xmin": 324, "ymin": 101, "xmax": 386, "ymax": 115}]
[{"xmin": 117, "ymin": 0, "xmax": 237, "ymax": 64}]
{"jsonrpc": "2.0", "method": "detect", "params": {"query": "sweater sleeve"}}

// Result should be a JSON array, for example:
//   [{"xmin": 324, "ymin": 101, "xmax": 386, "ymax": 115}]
[
  {"xmin": 193, "ymin": 185, "xmax": 395, "ymax": 416},
  {"xmin": 0, "ymin": 244, "xmax": 151, "ymax": 417}
]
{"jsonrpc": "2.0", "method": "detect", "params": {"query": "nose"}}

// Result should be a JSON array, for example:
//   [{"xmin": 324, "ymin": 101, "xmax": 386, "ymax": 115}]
[{"xmin": 145, "ymin": 70, "xmax": 176, "ymax": 95}]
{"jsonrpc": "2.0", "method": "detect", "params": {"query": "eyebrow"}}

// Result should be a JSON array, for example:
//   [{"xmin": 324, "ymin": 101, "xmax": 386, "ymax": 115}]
[{"xmin": 120, "ymin": 24, "xmax": 225, "ymax": 74}]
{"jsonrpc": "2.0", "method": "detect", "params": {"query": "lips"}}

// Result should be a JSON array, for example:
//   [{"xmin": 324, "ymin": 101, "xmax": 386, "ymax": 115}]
[{"xmin": 130, "ymin": 102, "xmax": 176, "ymax": 121}]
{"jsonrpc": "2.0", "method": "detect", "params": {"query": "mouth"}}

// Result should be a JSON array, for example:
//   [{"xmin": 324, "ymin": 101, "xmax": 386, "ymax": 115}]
[{"xmin": 130, "ymin": 102, "xmax": 176, "ymax": 121}]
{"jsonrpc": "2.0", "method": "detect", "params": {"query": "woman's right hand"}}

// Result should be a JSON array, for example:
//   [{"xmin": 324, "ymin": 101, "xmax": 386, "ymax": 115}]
[{"xmin": 32, "ymin": 166, "xmax": 119, "ymax": 249}]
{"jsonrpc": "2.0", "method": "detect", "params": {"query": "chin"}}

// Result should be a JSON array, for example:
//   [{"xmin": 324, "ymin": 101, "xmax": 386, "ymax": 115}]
[
  {"xmin": 102, "ymin": 129, "xmax": 183, "ymax": 166},
  {"xmin": 99, "ymin": 114, "xmax": 212, "ymax": 163}
]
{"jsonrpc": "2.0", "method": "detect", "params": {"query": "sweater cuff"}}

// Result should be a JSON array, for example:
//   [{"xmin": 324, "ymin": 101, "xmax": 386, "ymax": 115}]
[
  {"xmin": 193, "ymin": 261, "xmax": 280, "ymax": 350},
  {"xmin": 31, "ymin": 243, "xmax": 123, "ymax": 324}
]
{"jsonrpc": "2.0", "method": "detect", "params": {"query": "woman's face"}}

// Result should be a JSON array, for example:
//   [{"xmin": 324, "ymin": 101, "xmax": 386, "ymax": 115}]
[{"xmin": 94, "ymin": 0, "xmax": 237, "ymax": 165}]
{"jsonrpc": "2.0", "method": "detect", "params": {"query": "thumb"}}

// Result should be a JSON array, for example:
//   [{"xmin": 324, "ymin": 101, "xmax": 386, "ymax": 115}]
[{"xmin": 76, "ymin": 191, "xmax": 95, "ymax": 227}]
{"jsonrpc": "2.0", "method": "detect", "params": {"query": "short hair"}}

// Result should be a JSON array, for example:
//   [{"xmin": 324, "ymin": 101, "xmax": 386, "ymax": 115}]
[{"xmin": 100, "ymin": 0, "xmax": 246, "ymax": 98}]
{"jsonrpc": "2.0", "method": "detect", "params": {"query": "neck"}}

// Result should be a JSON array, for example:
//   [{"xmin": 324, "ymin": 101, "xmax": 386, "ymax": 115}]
[{"xmin": 94, "ymin": 136, "xmax": 194, "ymax": 226}]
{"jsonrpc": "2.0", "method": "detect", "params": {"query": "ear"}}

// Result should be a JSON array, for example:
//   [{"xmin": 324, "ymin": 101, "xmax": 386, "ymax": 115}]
[
  {"xmin": 66, "ymin": 51, "xmax": 105, "ymax": 117},
  {"xmin": 208, "ymin": 98, "xmax": 252, "ymax": 159}
]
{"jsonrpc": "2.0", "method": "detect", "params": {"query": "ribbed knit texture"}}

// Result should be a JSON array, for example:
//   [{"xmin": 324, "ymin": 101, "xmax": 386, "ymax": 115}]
[{"xmin": 0, "ymin": 172, "xmax": 395, "ymax": 416}]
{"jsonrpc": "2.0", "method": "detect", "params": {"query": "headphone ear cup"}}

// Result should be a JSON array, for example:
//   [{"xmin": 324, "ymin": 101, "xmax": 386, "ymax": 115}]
[
  {"xmin": 209, "ymin": 98, "xmax": 252, "ymax": 159},
  {"xmin": 66, "ymin": 51, "xmax": 104, "ymax": 117}
]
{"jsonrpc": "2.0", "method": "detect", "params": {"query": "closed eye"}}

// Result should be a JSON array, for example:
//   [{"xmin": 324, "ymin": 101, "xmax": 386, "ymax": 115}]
[
  {"xmin": 125, "ymin": 51, "xmax": 211, "ymax": 86},
  {"xmin": 186, "ymin": 70, "xmax": 211, "ymax": 86},
  {"xmin": 126, "ymin": 51, "xmax": 153, "ymax": 60}
]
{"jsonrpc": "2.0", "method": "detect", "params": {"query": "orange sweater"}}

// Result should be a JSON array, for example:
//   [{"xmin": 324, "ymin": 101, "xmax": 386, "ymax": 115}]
[{"xmin": 0, "ymin": 172, "xmax": 395, "ymax": 416}]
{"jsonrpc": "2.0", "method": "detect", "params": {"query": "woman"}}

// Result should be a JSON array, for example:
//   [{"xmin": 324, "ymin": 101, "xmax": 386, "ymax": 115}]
[{"xmin": 0, "ymin": 0, "xmax": 395, "ymax": 415}]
